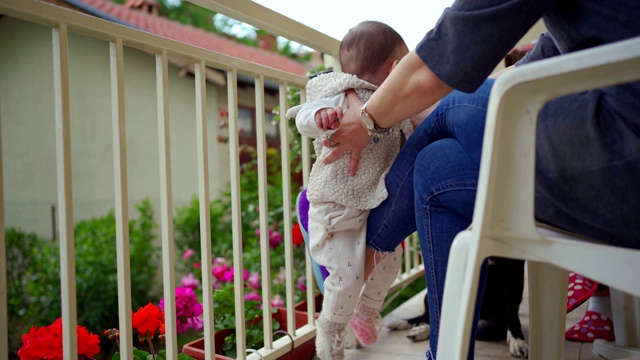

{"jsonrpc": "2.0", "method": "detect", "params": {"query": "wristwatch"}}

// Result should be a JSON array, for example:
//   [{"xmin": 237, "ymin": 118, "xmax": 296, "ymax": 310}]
[{"xmin": 360, "ymin": 101, "xmax": 393, "ymax": 143}]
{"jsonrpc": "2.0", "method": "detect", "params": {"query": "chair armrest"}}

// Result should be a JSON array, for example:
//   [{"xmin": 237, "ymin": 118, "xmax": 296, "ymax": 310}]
[{"xmin": 472, "ymin": 36, "xmax": 640, "ymax": 238}]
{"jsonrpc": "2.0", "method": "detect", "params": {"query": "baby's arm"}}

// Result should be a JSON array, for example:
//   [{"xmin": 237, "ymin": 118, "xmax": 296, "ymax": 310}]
[{"xmin": 295, "ymin": 94, "xmax": 344, "ymax": 138}]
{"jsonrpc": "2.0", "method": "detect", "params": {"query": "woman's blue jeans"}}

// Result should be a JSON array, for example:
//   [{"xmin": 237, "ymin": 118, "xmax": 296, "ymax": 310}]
[{"xmin": 366, "ymin": 79, "xmax": 495, "ymax": 359}]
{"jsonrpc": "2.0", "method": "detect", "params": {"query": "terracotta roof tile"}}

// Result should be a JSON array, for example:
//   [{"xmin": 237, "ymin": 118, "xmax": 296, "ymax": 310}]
[{"xmin": 77, "ymin": 0, "xmax": 311, "ymax": 76}]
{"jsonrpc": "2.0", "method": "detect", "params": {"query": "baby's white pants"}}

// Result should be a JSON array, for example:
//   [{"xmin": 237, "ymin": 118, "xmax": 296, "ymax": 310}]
[{"xmin": 309, "ymin": 201, "xmax": 403, "ymax": 323}]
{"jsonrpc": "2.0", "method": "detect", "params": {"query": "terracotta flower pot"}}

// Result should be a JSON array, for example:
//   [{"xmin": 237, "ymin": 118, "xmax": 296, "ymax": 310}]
[
  {"xmin": 182, "ymin": 308, "xmax": 315, "ymax": 360},
  {"xmin": 293, "ymin": 293, "xmax": 323, "ymax": 314}
]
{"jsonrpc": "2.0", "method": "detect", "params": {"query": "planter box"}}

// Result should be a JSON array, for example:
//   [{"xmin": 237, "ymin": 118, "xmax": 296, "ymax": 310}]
[
  {"xmin": 182, "ymin": 329, "xmax": 234, "ymax": 360},
  {"xmin": 182, "ymin": 308, "xmax": 315, "ymax": 360},
  {"xmin": 294, "ymin": 293, "xmax": 323, "ymax": 314}
]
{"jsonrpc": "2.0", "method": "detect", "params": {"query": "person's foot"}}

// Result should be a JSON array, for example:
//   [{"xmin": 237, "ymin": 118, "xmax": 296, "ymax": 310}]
[
  {"xmin": 565, "ymin": 310, "xmax": 615, "ymax": 342},
  {"xmin": 316, "ymin": 315, "xmax": 347, "ymax": 360},
  {"xmin": 348, "ymin": 302, "xmax": 382, "ymax": 346}
]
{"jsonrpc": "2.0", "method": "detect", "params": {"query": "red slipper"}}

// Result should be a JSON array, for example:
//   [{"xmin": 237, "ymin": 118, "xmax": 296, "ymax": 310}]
[
  {"xmin": 567, "ymin": 272, "xmax": 598, "ymax": 313},
  {"xmin": 565, "ymin": 310, "xmax": 615, "ymax": 342}
]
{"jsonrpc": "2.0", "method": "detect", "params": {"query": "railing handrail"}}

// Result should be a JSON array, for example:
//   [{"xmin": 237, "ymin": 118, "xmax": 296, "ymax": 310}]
[
  {"xmin": 0, "ymin": 0, "xmax": 310, "ymax": 86},
  {"xmin": 190, "ymin": 0, "xmax": 342, "ymax": 58}
]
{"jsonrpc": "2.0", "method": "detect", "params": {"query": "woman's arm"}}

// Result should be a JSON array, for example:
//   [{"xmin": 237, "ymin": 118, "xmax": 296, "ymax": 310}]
[
  {"xmin": 366, "ymin": 51, "xmax": 453, "ymax": 128},
  {"xmin": 324, "ymin": 51, "xmax": 453, "ymax": 175}
]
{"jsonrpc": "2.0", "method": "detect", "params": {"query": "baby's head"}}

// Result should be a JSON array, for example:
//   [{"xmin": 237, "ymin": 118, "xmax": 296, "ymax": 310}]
[{"xmin": 339, "ymin": 21, "xmax": 409, "ymax": 86}]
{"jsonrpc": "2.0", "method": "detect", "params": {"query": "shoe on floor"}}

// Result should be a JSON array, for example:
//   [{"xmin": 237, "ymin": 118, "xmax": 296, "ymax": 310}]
[
  {"xmin": 567, "ymin": 272, "xmax": 598, "ymax": 313},
  {"xmin": 565, "ymin": 310, "xmax": 615, "ymax": 342}
]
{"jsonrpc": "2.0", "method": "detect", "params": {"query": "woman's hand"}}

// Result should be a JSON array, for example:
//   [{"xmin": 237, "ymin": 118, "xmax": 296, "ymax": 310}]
[{"xmin": 322, "ymin": 89, "xmax": 372, "ymax": 176}]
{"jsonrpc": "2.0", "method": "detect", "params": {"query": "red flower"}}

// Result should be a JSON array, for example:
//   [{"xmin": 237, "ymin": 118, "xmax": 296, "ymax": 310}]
[
  {"xmin": 77, "ymin": 325, "xmax": 101, "ymax": 358},
  {"xmin": 292, "ymin": 223, "xmax": 304, "ymax": 246},
  {"xmin": 132, "ymin": 303, "xmax": 164, "ymax": 342},
  {"xmin": 18, "ymin": 318, "xmax": 100, "ymax": 360}
]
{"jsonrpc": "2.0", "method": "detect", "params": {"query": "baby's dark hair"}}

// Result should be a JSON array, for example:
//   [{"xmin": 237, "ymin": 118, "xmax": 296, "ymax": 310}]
[{"xmin": 339, "ymin": 21, "xmax": 406, "ymax": 80}]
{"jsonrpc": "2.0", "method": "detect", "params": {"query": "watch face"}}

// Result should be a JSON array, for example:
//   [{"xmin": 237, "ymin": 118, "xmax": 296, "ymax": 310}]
[{"xmin": 361, "ymin": 110, "xmax": 375, "ymax": 130}]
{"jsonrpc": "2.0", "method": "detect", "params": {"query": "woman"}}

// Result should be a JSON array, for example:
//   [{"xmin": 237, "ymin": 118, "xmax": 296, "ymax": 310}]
[{"xmin": 324, "ymin": 1, "xmax": 640, "ymax": 358}]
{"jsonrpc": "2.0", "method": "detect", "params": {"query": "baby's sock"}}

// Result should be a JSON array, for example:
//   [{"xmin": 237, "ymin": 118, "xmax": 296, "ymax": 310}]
[{"xmin": 316, "ymin": 314, "xmax": 347, "ymax": 360}]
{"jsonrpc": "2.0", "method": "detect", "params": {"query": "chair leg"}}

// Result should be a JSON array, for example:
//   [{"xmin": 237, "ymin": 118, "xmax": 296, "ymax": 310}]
[
  {"xmin": 611, "ymin": 290, "xmax": 640, "ymax": 347},
  {"xmin": 527, "ymin": 262, "xmax": 567, "ymax": 359},
  {"xmin": 593, "ymin": 339, "xmax": 640, "ymax": 359},
  {"xmin": 437, "ymin": 230, "xmax": 484, "ymax": 360}
]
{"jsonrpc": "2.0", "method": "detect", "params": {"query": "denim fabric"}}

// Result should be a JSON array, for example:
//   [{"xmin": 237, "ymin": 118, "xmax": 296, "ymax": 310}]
[
  {"xmin": 367, "ymin": 79, "xmax": 495, "ymax": 359},
  {"xmin": 534, "ymin": 81, "xmax": 640, "ymax": 247}
]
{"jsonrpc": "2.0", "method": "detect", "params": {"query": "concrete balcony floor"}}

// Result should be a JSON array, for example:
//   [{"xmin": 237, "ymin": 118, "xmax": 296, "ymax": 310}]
[{"xmin": 344, "ymin": 275, "xmax": 602, "ymax": 360}]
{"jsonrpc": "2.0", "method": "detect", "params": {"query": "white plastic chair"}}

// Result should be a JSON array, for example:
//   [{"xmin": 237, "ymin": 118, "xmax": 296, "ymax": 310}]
[{"xmin": 436, "ymin": 35, "xmax": 640, "ymax": 360}]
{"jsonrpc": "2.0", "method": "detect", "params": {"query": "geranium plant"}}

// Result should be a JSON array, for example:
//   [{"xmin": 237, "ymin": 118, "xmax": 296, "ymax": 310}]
[
  {"xmin": 104, "ymin": 301, "xmax": 194, "ymax": 360},
  {"xmin": 17, "ymin": 318, "xmax": 100, "ymax": 360}
]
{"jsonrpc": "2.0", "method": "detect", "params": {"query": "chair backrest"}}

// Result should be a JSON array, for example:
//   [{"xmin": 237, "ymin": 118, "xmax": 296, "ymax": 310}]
[
  {"xmin": 436, "ymin": 35, "xmax": 640, "ymax": 360},
  {"xmin": 473, "ymin": 35, "xmax": 640, "ymax": 247}
]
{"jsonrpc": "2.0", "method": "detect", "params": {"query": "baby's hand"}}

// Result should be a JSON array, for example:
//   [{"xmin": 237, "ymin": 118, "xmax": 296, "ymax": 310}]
[{"xmin": 315, "ymin": 107, "xmax": 343, "ymax": 132}]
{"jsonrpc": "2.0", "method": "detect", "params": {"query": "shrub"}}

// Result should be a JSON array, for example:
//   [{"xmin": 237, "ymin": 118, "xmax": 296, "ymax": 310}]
[{"xmin": 7, "ymin": 199, "xmax": 160, "ymax": 359}]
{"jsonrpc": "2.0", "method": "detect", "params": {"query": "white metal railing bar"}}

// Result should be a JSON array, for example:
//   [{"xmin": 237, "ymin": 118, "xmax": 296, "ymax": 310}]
[
  {"xmin": 279, "ymin": 82, "xmax": 296, "ymax": 336},
  {"xmin": 110, "ymin": 38, "xmax": 134, "ymax": 360},
  {"xmin": 227, "ymin": 68, "xmax": 249, "ymax": 359},
  {"xmin": 299, "ymin": 90, "xmax": 310, "ymax": 191},
  {"xmin": 52, "ymin": 24, "xmax": 79, "ymax": 360},
  {"xmin": 0, "ymin": 100, "xmax": 8, "ymax": 358},
  {"xmin": 156, "ymin": 49, "xmax": 179, "ymax": 359},
  {"xmin": 298, "ymin": 89, "xmax": 318, "ymax": 328},
  {"xmin": 255, "ymin": 74, "xmax": 276, "ymax": 351},
  {"xmin": 188, "ymin": 0, "xmax": 341, "ymax": 58},
  {"xmin": 0, "ymin": 0, "xmax": 308, "ymax": 88},
  {"xmin": 195, "ymin": 59, "xmax": 217, "ymax": 358}
]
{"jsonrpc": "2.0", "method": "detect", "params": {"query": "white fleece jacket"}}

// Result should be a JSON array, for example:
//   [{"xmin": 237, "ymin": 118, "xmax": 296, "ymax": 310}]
[{"xmin": 286, "ymin": 72, "xmax": 412, "ymax": 210}]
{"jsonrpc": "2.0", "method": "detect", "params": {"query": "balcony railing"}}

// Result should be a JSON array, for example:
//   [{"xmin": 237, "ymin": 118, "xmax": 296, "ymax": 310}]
[{"xmin": 0, "ymin": 0, "xmax": 424, "ymax": 359}]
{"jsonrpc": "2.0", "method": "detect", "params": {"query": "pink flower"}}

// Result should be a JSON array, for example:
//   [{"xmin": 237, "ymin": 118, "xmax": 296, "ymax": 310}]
[
  {"xmin": 273, "ymin": 267, "xmax": 286, "ymax": 285},
  {"xmin": 181, "ymin": 273, "xmax": 200, "ymax": 290},
  {"xmin": 256, "ymin": 228, "xmax": 283, "ymax": 248},
  {"xmin": 160, "ymin": 286, "xmax": 203, "ymax": 334},
  {"xmin": 213, "ymin": 264, "xmax": 230, "ymax": 281},
  {"xmin": 248, "ymin": 272, "xmax": 261, "ymax": 289},
  {"xmin": 187, "ymin": 316, "xmax": 204, "ymax": 331},
  {"xmin": 183, "ymin": 249, "xmax": 195, "ymax": 260},
  {"xmin": 271, "ymin": 294, "xmax": 284, "ymax": 308},
  {"xmin": 297, "ymin": 276, "xmax": 307, "ymax": 292},
  {"xmin": 213, "ymin": 257, "xmax": 228, "ymax": 267},
  {"xmin": 222, "ymin": 268, "xmax": 234, "ymax": 283},
  {"xmin": 193, "ymin": 262, "xmax": 201, "ymax": 269},
  {"xmin": 245, "ymin": 291, "xmax": 261, "ymax": 302},
  {"xmin": 269, "ymin": 230, "xmax": 282, "ymax": 248},
  {"xmin": 221, "ymin": 267, "xmax": 249, "ymax": 283}
]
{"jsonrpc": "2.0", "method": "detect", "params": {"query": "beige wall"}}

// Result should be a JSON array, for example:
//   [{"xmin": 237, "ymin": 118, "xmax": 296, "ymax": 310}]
[{"xmin": 0, "ymin": 17, "xmax": 278, "ymax": 237}]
